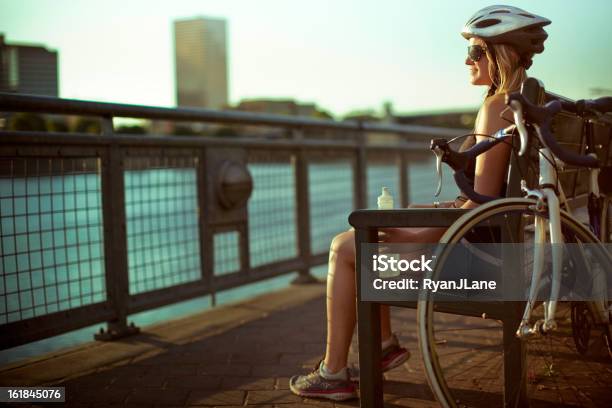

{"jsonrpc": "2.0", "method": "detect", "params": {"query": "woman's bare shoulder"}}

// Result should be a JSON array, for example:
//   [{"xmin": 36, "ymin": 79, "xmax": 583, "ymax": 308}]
[
  {"xmin": 479, "ymin": 93, "xmax": 512, "ymax": 123},
  {"xmin": 482, "ymin": 93, "xmax": 506, "ymax": 111},
  {"xmin": 475, "ymin": 94, "xmax": 512, "ymax": 133}
]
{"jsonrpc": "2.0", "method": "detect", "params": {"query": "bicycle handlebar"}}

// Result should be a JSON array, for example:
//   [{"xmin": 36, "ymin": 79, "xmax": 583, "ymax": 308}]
[
  {"xmin": 506, "ymin": 93, "xmax": 601, "ymax": 168},
  {"xmin": 431, "ymin": 92, "xmax": 610, "ymax": 204},
  {"xmin": 560, "ymin": 96, "xmax": 612, "ymax": 117}
]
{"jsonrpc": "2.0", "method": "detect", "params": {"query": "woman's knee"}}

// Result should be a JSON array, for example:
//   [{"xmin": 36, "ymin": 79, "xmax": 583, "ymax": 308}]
[{"xmin": 330, "ymin": 230, "xmax": 355, "ymax": 259}]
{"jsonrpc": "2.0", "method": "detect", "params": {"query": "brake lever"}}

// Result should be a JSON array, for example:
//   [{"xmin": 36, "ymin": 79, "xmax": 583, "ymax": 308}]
[
  {"xmin": 430, "ymin": 139, "xmax": 451, "ymax": 197},
  {"xmin": 433, "ymin": 145, "xmax": 444, "ymax": 197},
  {"xmin": 509, "ymin": 99, "xmax": 529, "ymax": 156},
  {"xmin": 429, "ymin": 130, "xmax": 511, "ymax": 204}
]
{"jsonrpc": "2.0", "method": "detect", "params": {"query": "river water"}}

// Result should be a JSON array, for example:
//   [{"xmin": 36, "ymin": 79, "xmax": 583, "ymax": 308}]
[{"xmin": 0, "ymin": 156, "xmax": 458, "ymax": 364}]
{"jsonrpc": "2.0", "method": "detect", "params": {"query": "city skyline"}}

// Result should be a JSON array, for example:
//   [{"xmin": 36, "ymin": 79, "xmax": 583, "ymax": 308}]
[{"xmin": 1, "ymin": 0, "xmax": 611, "ymax": 117}]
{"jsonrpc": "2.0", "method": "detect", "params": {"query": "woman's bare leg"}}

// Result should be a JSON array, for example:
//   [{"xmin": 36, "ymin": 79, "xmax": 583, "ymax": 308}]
[
  {"xmin": 323, "ymin": 229, "xmax": 359, "ymax": 372},
  {"xmin": 323, "ymin": 203, "xmax": 450, "ymax": 372},
  {"xmin": 323, "ymin": 230, "xmax": 401, "ymax": 372}
]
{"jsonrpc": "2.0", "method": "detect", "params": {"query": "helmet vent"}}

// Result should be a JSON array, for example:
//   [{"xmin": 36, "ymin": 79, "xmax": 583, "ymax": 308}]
[
  {"xmin": 490, "ymin": 10, "xmax": 510, "ymax": 14},
  {"xmin": 466, "ymin": 16, "xmax": 481, "ymax": 25},
  {"xmin": 475, "ymin": 19, "xmax": 501, "ymax": 28},
  {"xmin": 519, "ymin": 13, "xmax": 535, "ymax": 18}
]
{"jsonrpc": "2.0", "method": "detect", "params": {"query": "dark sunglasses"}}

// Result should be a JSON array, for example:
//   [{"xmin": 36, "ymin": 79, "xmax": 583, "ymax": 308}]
[{"xmin": 467, "ymin": 45, "xmax": 488, "ymax": 62}]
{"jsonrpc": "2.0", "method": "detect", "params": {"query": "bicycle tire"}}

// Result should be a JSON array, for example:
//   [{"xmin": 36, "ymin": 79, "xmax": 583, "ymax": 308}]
[{"xmin": 417, "ymin": 197, "xmax": 612, "ymax": 408}]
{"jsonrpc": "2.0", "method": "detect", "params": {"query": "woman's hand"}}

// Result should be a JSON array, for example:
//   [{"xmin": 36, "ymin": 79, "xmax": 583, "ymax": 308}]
[
  {"xmin": 378, "ymin": 226, "xmax": 448, "ymax": 244},
  {"xmin": 377, "ymin": 201, "xmax": 458, "ymax": 243}
]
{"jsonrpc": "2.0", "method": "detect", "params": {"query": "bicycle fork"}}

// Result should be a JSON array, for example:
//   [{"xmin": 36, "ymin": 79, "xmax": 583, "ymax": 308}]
[
  {"xmin": 517, "ymin": 148, "xmax": 564, "ymax": 338},
  {"xmin": 516, "ymin": 208, "xmax": 564, "ymax": 337}
]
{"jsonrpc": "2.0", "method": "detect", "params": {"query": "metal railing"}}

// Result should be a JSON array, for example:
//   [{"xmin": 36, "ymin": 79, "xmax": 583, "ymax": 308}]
[{"xmin": 0, "ymin": 92, "xmax": 465, "ymax": 349}]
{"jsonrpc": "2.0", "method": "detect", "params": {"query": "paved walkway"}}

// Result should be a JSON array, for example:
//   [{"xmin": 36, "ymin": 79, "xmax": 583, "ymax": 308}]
[
  {"xmin": 0, "ymin": 283, "xmax": 437, "ymax": 407},
  {"xmin": 2, "ymin": 282, "xmax": 611, "ymax": 407}
]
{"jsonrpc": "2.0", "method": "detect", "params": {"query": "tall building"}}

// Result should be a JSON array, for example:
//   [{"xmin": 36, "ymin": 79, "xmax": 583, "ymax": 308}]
[
  {"xmin": 174, "ymin": 17, "xmax": 228, "ymax": 109},
  {"xmin": 0, "ymin": 34, "xmax": 59, "ymax": 96}
]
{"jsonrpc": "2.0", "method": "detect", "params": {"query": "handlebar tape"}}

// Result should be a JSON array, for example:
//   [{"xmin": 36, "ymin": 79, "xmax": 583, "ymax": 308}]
[
  {"xmin": 577, "ymin": 97, "xmax": 612, "ymax": 115},
  {"xmin": 431, "ymin": 133, "xmax": 508, "ymax": 204},
  {"xmin": 454, "ymin": 171, "xmax": 499, "ymax": 204}
]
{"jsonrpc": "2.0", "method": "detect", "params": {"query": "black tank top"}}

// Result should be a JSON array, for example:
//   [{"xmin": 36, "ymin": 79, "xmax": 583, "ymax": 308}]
[
  {"xmin": 458, "ymin": 135, "xmax": 477, "ymax": 185},
  {"xmin": 457, "ymin": 134, "xmax": 507, "ymax": 199}
]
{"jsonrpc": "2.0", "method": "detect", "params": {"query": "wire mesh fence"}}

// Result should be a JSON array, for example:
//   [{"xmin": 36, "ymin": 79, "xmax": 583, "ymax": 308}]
[
  {"xmin": 213, "ymin": 230, "xmax": 240, "ymax": 276},
  {"xmin": 0, "ymin": 157, "xmax": 106, "ymax": 324},
  {"xmin": 124, "ymin": 155, "xmax": 201, "ymax": 294},
  {"xmin": 247, "ymin": 151, "xmax": 297, "ymax": 267},
  {"xmin": 309, "ymin": 158, "xmax": 354, "ymax": 255}
]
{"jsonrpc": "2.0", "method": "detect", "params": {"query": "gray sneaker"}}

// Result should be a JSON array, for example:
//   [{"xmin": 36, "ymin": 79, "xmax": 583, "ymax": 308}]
[
  {"xmin": 289, "ymin": 361, "xmax": 358, "ymax": 401},
  {"xmin": 349, "ymin": 333, "xmax": 410, "ymax": 381}
]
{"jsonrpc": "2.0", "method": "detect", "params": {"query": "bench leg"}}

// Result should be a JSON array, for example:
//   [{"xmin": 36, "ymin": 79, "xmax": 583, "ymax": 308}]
[
  {"xmin": 357, "ymin": 301, "xmax": 383, "ymax": 407},
  {"xmin": 502, "ymin": 306, "xmax": 527, "ymax": 408}
]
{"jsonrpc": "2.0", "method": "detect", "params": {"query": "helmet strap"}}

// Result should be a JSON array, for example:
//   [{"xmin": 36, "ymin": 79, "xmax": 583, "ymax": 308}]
[{"xmin": 521, "ymin": 54, "xmax": 533, "ymax": 69}]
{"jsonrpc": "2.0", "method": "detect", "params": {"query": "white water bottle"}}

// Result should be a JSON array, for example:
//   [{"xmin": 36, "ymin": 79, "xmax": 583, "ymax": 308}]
[
  {"xmin": 377, "ymin": 187, "xmax": 400, "ymax": 278},
  {"xmin": 377, "ymin": 187, "xmax": 394, "ymax": 209}
]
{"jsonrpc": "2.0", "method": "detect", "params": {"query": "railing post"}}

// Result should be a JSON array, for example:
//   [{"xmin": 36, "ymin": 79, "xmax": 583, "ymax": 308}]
[
  {"xmin": 197, "ymin": 148, "xmax": 216, "ymax": 305},
  {"xmin": 292, "ymin": 133, "xmax": 318, "ymax": 284},
  {"xmin": 95, "ymin": 115, "xmax": 140, "ymax": 340},
  {"xmin": 400, "ymin": 152, "xmax": 409, "ymax": 207},
  {"xmin": 100, "ymin": 114, "xmax": 114, "ymax": 136},
  {"xmin": 354, "ymin": 129, "xmax": 368, "ymax": 209}
]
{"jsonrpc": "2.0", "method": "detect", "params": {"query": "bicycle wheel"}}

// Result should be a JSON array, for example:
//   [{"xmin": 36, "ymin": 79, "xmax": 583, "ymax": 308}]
[{"xmin": 417, "ymin": 198, "xmax": 612, "ymax": 408}]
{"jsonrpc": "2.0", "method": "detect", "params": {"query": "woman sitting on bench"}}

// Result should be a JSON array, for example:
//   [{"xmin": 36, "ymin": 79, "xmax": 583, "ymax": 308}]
[{"xmin": 290, "ymin": 5, "xmax": 551, "ymax": 401}]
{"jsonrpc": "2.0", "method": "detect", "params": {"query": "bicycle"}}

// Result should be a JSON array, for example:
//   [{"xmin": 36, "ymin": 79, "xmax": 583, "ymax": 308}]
[{"xmin": 417, "ymin": 78, "xmax": 612, "ymax": 407}]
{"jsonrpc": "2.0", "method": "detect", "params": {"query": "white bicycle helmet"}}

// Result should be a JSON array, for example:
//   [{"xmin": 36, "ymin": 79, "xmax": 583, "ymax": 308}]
[{"xmin": 462, "ymin": 5, "xmax": 551, "ymax": 68}]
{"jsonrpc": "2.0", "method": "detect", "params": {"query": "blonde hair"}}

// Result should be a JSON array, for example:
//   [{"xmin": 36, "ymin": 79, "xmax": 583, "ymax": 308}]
[{"xmin": 485, "ymin": 43, "xmax": 527, "ymax": 96}]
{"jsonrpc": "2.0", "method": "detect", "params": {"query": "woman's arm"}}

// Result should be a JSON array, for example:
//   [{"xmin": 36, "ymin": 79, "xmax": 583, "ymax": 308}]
[
  {"xmin": 379, "ymin": 95, "xmax": 513, "ymax": 242},
  {"xmin": 459, "ymin": 94, "xmax": 513, "ymax": 209}
]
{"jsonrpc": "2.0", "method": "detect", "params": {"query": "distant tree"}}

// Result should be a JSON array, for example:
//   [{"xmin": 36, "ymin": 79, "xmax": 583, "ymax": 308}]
[
  {"xmin": 342, "ymin": 109, "xmax": 379, "ymax": 122},
  {"xmin": 73, "ymin": 118, "xmax": 101, "ymax": 134},
  {"xmin": 315, "ymin": 110, "xmax": 334, "ymax": 120},
  {"xmin": 47, "ymin": 118, "xmax": 70, "ymax": 132},
  {"xmin": 590, "ymin": 87, "xmax": 612, "ymax": 96},
  {"xmin": 116, "ymin": 125, "xmax": 146, "ymax": 134},
  {"xmin": 8, "ymin": 113, "xmax": 47, "ymax": 131}
]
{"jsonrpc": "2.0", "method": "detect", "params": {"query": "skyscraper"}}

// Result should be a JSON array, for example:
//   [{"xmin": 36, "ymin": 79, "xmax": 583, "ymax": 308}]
[
  {"xmin": 174, "ymin": 17, "xmax": 228, "ymax": 110},
  {"xmin": 0, "ymin": 34, "xmax": 59, "ymax": 96}
]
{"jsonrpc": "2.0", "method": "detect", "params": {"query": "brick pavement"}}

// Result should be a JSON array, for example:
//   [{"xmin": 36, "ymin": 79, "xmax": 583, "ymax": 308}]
[{"xmin": 1, "ymin": 283, "xmax": 611, "ymax": 407}]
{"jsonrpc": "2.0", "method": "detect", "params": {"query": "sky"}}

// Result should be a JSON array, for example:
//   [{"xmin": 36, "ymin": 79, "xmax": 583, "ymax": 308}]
[{"xmin": 1, "ymin": 0, "xmax": 611, "ymax": 117}]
